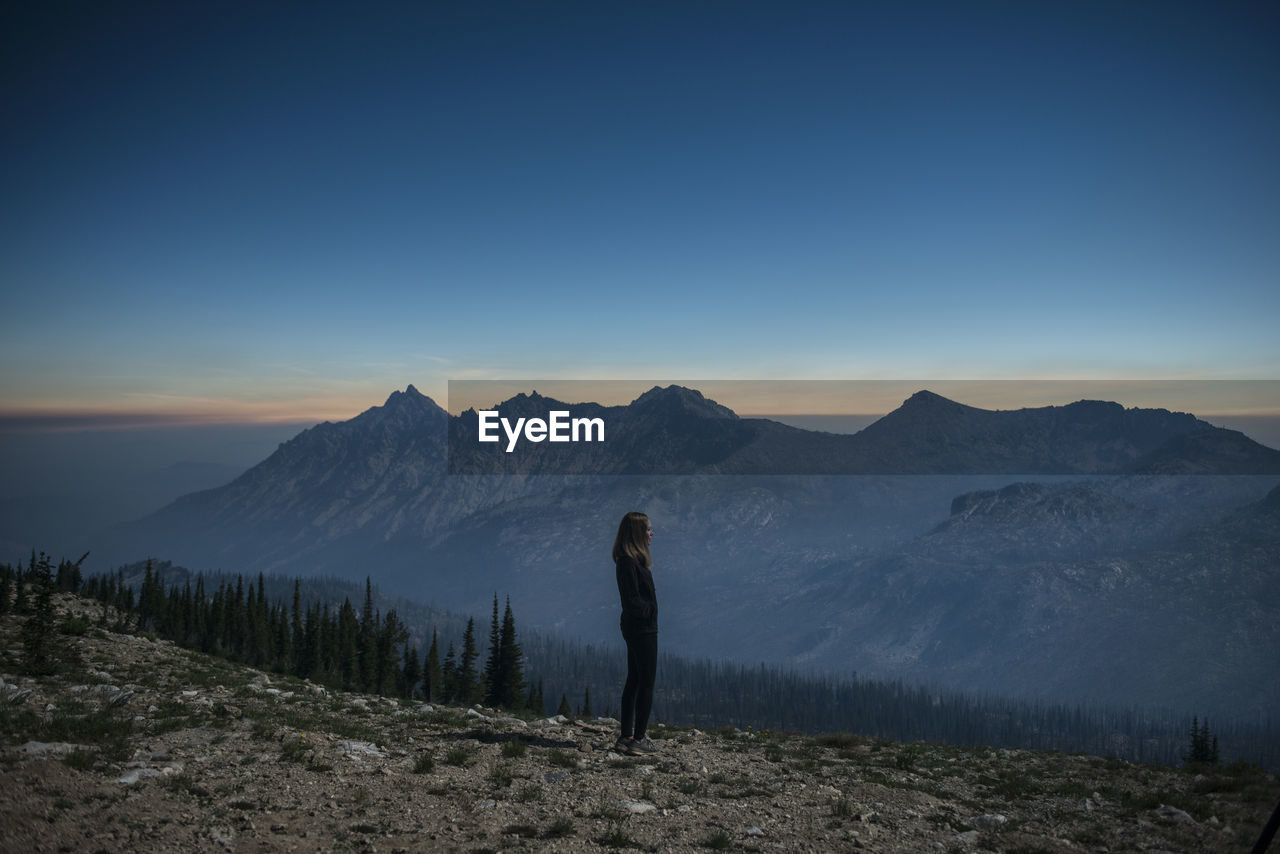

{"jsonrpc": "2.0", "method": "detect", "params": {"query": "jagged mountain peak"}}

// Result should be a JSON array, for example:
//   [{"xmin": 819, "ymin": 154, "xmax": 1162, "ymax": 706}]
[
  {"xmin": 381, "ymin": 383, "xmax": 440, "ymax": 409},
  {"xmin": 631, "ymin": 385, "xmax": 739, "ymax": 420},
  {"xmin": 901, "ymin": 389, "xmax": 966, "ymax": 409}
]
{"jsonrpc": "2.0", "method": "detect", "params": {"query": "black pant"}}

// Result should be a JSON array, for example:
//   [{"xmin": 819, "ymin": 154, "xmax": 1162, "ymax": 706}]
[{"xmin": 620, "ymin": 632, "xmax": 657, "ymax": 740}]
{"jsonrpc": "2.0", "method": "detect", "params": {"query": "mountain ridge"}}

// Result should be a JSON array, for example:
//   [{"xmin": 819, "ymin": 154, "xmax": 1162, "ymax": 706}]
[{"xmin": 92, "ymin": 386, "xmax": 1280, "ymax": 716}]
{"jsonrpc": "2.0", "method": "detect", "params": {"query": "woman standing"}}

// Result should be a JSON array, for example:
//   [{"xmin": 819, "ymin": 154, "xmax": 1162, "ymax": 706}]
[{"xmin": 613, "ymin": 511, "xmax": 659, "ymax": 755}]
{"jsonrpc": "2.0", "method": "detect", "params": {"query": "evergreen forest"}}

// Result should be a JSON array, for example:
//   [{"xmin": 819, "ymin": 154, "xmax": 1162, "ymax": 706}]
[{"xmin": 2, "ymin": 553, "xmax": 1275, "ymax": 772}]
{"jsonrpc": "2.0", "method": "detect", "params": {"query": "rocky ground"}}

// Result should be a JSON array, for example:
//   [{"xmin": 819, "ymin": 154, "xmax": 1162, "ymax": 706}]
[{"xmin": 1, "ymin": 595, "xmax": 1276, "ymax": 853}]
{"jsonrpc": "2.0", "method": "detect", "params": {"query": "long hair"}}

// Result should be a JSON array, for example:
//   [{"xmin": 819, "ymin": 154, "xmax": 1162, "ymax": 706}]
[{"xmin": 612, "ymin": 511, "xmax": 651, "ymax": 568}]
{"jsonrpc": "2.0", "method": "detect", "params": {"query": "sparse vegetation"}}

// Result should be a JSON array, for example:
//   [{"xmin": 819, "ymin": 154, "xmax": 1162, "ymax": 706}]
[
  {"xmin": 444, "ymin": 746, "xmax": 474, "ymax": 766},
  {"xmin": 700, "ymin": 828, "xmax": 734, "ymax": 849},
  {"xmin": 546, "ymin": 748, "xmax": 578, "ymax": 768},
  {"xmin": 543, "ymin": 817, "xmax": 574, "ymax": 838},
  {"xmin": 0, "ymin": 581, "xmax": 1276, "ymax": 854}
]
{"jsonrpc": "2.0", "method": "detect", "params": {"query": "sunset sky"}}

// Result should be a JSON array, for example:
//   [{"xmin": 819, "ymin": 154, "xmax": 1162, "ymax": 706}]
[{"xmin": 2, "ymin": 1, "xmax": 1278, "ymax": 426}]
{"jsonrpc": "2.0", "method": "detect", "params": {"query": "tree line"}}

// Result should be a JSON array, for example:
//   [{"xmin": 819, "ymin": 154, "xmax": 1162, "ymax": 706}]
[
  {"xmin": 2, "ymin": 554, "xmax": 1273, "ymax": 770},
  {"xmin": 2, "ymin": 554, "xmax": 534, "ymax": 712}
]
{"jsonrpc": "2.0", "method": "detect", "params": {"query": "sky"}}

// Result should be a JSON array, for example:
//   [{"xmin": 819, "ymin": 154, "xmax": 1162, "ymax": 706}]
[{"xmin": 2, "ymin": 0, "xmax": 1279, "ymax": 427}]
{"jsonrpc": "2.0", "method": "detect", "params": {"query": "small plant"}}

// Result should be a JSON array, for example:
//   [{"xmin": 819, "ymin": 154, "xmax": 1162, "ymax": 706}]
[
  {"xmin": 444, "ymin": 746, "xmax": 474, "ymax": 766},
  {"xmin": 423, "ymin": 708, "xmax": 467, "ymax": 727},
  {"xmin": 546, "ymin": 749, "xmax": 578, "ymax": 768},
  {"xmin": 676, "ymin": 778, "xmax": 703, "ymax": 795},
  {"xmin": 832, "ymin": 798, "xmax": 854, "ymax": 819},
  {"xmin": 700, "ymin": 829, "xmax": 733, "ymax": 849},
  {"xmin": 815, "ymin": 732, "xmax": 859, "ymax": 749},
  {"xmin": 598, "ymin": 826, "xmax": 637, "ymax": 848},
  {"xmin": 501, "ymin": 738, "xmax": 527, "ymax": 758},
  {"xmin": 279, "ymin": 738, "xmax": 309, "ymax": 762},
  {"xmin": 63, "ymin": 748, "xmax": 97, "ymax": 772},
  {"xmin": 894, "ymin": 744, "xmax": 921, "ymax": 770},
  {"xmin": 60, "ymin": 616, "xmax": 91, "ymax": 636},
  {"xmin": 516, "ymin": 784, "xmax": 543, "ymax": 802},
  {"xmin": 488, "ymin": 763, "xmax": 514, "ymax": 788},
  {"xmin": 543, "ymin": 817, "xmax": 575, "ymax": 838},
  {"xmin": 413, "ymin": 753, "xmax": 435, "ymax": 774}
]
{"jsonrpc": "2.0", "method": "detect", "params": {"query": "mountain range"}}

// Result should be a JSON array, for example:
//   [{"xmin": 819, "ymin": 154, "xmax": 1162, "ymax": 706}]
[
  {"xmin": 449, "ymin": 386, "xmax": 1280, "ymax": 475},
  {"xmin": 97, "ymin": 386, "xmax": 1280, "ymax": 717}
]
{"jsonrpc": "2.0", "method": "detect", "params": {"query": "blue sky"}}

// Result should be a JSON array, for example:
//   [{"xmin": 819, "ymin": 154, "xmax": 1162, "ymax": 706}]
[{"xmin": 2, "ymin": 1, "xmax": 1278, "ymax": 424}]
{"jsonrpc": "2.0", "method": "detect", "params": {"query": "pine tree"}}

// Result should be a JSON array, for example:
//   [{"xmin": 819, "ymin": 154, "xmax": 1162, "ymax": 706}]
[
  {"xmin": 337, "ymin": 598, "xmax": 359, "ymax": 690},
  {"xmin": 557, "ymin": 693, "xmax": 572, "ymax": 718},
  {"xmin": 358, "ymin": 577, "xmax": 376, "ymax": 691},
  {"xmin": 20, "ymin": 553, "xmax": 58, "ymax": 675},
  {"xmin": 581, "ymin": 687, "xmax": 592, "ymax": 718},
  {"xmin": 13, "ymin": 566, "xmax": 27, "ymax": 614},
  {"xmin": 291, "ymin": 579, "xmax": 304, "ymax": 674},
  {"xmin": 402, "ymin": 643, "xmax": 421, "ymax": 699},
  {"xmin": 483, "ymin": 594, "xmax": 501, "ymax": 706},
  {"xmin": 495, "ymin": 597, "xmax": 525, "ymax": 709},
  {"xmin": 442, "ymin": 642, "xmax": 458, "ymax": 704},
  {"xmin": 425, "ymin": 629, "xmax": 442, "ymax": 703},
  {"xmin": 1185, "ymin": 716, "xmax": 1220, "ymax": 765},
  {"xmin": 459, "ymin": 618, "xmax": 481, "ymax": 705},
  {"xmin": 374, "ymin": 609, "xmax": 408, "ymax": 696}
]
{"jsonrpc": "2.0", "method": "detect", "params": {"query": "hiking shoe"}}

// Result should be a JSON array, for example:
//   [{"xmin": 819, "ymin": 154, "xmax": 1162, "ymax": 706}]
[
  {"xmin": 629, "ymin": 736, "xmax": 660, "ymax": 754},
  {"xmin": 612, "ymin": 736, "xmax": 635, "ymax": 754}
]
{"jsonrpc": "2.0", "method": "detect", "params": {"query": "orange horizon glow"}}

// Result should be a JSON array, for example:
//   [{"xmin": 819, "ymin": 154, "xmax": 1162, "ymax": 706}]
[{"xmin": 3, "ymin": 379, "xmax": 1278, "ymax": 433}]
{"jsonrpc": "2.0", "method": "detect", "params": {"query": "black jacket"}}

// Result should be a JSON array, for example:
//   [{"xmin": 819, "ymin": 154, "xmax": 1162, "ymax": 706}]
[{"xmin": 615, "ymin": 554, "xmax": 658, "ymax": 636}]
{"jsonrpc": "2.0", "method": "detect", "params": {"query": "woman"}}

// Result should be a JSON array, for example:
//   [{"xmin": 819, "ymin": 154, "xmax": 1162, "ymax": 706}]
[{"xmin": 613, "ymin": 511, "xmax": 659, "ymax": 755}]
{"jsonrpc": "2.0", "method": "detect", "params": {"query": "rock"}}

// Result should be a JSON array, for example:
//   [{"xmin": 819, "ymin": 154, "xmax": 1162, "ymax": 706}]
[
  {"xmin": 465, "ymin": 708, "xmax": 488, "ymax": 720},
  {"xmin": 4, "ymin": 687, "xmax": 32, "ymax": 705},
  {"xmin": 339, "ymin": 740, "xmax": 387, "ymax": 758},
  {"xmin": 954, "ymin": 830, "xmax": 981, "ymax": 844},
  {"xmin": 19, "ymin": 741, "xmax": 80, "ymax": 757},
  {"xmin": 116, "ymin": 768, "xmax": 162, "ymax": 785},
  {"xmin": 1156, "ymin": 804, "xmax": 1195, "ymax": 824},
  {"xmin": 543, "ymin": 771, "xmax": 571, "ymax": 784},
  {"xmin": 623, "ymin": 800, "xmax": 656, "ymax": 814},
  {"xmin": 974, "ymin": 814, "xmax": 1007, "ymax": 829},
  {"xmin": 745, "ymin": 826, "xmax": 764, "ymax": 837}
]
